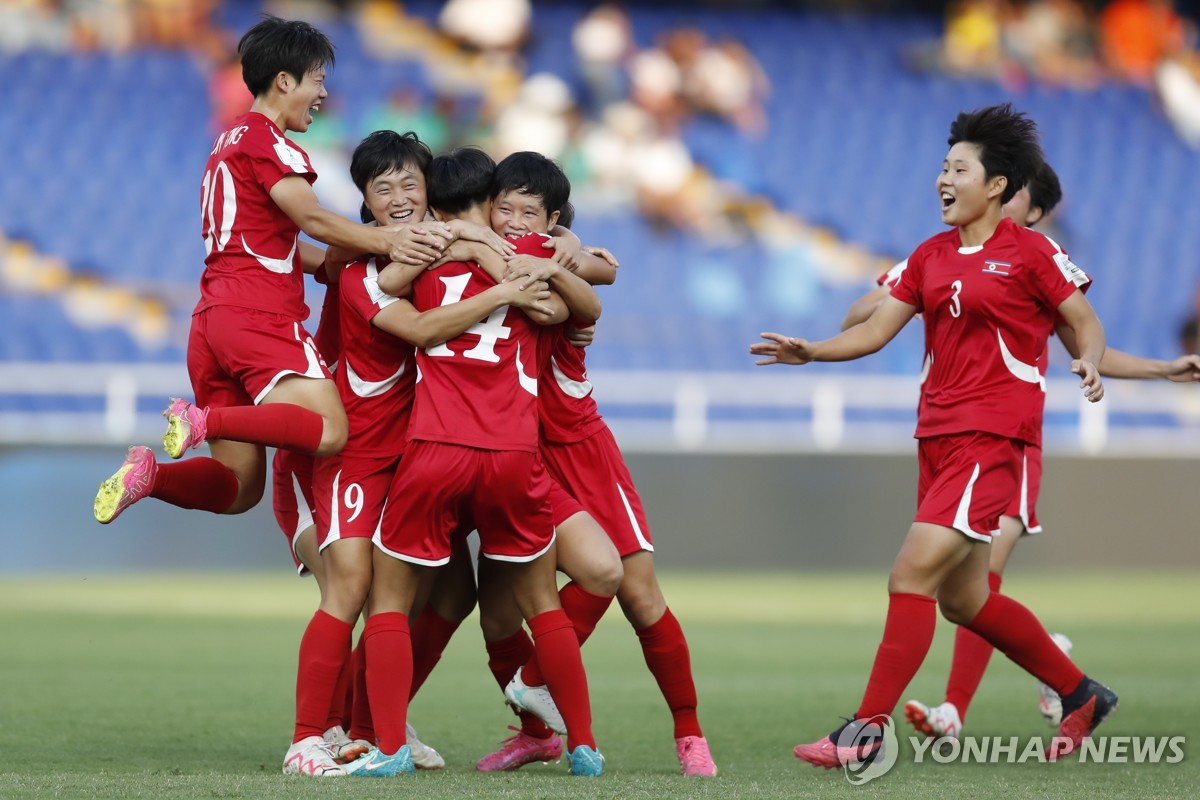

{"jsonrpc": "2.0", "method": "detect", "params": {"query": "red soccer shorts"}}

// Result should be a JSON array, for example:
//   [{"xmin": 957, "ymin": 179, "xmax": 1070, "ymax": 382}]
[
  {"xmin": 187, "ymin": 306, "xmax": 331, "ymax": 409},
  {"xmin": 1003, "ymin": 442, "xmax": 1043, "ymax": 534},
  {"xmin": 271, "ymin": 449, "xmax": 316, "ymax": 577},
  {"xmin": 547, "ymin": 471, "xmax": 586, "ymax": 528},
  {"xmin": 377, "ymin": 441, "xmax": 554, "ymax": 565},
  {"xmin": 313, "ymin": 453, "xmax": 403, "ymax": 550},
  {"xmin": 915, "ymin": 431, "xmax": 1022, "ymax": 541},
  {"xmin": 540, "ymin": 427, "xmax": 654, "ymax": 557}
]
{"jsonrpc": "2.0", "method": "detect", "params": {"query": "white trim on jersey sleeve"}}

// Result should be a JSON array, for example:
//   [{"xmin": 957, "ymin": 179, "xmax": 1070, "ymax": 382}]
[{"xmin": 881, "ymin": 259, "xmax": 909, "ymax": 288}]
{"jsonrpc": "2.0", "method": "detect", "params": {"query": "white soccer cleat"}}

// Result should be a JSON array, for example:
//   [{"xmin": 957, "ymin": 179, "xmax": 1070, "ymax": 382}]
[
  {"xmin": 406, "ymin": 722, "xmax": 445, "ymax": 770},
  {"xmin": 282, "ymin": 735, "xmax": 345, "ymax": 776},
  {"xmin": 323, "ymin": 724, "xmax": 370, "ymax": 764},
  {"xmin": 504, "ymin": 667, "xmax": 566, "ymax": 735},
  {"xmin": 904, "ymin": 699, "xmax": 963, "ymax": 740},
  {"xmin": 1038, "ymin": 632, "xmax": 1074, "ymax": 726}
]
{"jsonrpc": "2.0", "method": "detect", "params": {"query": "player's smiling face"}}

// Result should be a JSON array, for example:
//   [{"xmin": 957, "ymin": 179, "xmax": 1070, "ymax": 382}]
[
  {"xmin": 286, "ymin": 65, "xmax": 327, "ymax": 133},
  {"xmin": 936, "ymin": 142, "xmax": 1003, "ymax": 228},
  {"xmin": 490, "ymin": 189, "xmax": 559, "ymax": 237},
  {"xmin": 363, "ymin": 164, "xmax": 428, "ymax": 226}
]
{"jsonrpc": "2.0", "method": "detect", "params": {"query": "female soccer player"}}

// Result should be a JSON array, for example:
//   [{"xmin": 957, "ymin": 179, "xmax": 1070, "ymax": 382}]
[{"xmin": 751, "ymin": 104, "xmax": 1117, "ymax": 767}]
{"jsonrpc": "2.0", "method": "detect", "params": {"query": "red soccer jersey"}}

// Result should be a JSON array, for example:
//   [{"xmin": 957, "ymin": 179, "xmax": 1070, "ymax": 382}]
[
  {"xmin": 405, "ymin": 233, "xmax": 547, "ymax": 452},
  {"xmin": 890, "ymin": 217, "xmax": 1090, "ymax": 445},
  {"xmin": 335, "ymin": 257, "xmax": 416, "ymax": 458},
  {"xmin": 195, "ymin": 112, "xmax": 316, "ymax": 320},
  {"xmin": 537, "ymin": 324, "xmax": 606, "ymax": 444}
]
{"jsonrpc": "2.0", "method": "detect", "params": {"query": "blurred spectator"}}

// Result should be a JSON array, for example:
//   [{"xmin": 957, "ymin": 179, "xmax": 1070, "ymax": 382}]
[
  {"xmin": 438, "ymin": 0, "xmax": 530, "ymax": 57},
  {"xmin": 629, "ymin": 43, "xmax": 687, "ymax": 131},
  {"xmin": 69, "ymin": 0, "xmax": 135, "ymax": 52},
  {"xmin": 1155, "ymin": 51, "xmax": 1200, "ymax": 145},
  {"xmin": 572, "ymin": 4, "xmax": 633, "ymax": 114},
  {"xmin": 1100, "ymin": 0, "xmax": 1190, "ymax": 85},
  {"xmin": 207, "ymin": 43, "xmax": 252, "ymax": 133},
  {"xmin": 362, "ymin": 86, "xmax": 451, "ymax": 154},
  {"xmin": 688, "ymin": 38, "xmax": 770, "ymax": 136},
  {"xmin": 0, "ymin": 0, "xmax": 71, "ymax": 53},
  {"xmin": 941, "ymin": 0, "xmax": 1009, "ymax": 77},
  {"xmin": 1006, "ymin": 0, "xmax": 1101, "ymax": 88},
  {"xmin": 491, "ymin": 72, "xmax": 577, "ymax": 160}
]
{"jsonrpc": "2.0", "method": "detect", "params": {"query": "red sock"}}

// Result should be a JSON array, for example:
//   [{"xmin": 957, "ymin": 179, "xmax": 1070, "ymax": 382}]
[
  {"xmin": 856, "ymin": 593, "xmax": 938, "ymax": 719},
  {"xmin": 965, "ymin": 591, "xmax": 1084, "ymax": 697},
  {"xmin": 521, "ymin": 582, "xmax": 612, "ymax": 686},
  {"xmin": 530, "ymin": 610, "xmax": 594, "ymax": 751},
  {"xmin": 364, "ymin": 612, "xmax": 411, "ymax": 755},
  {"xmin": 206, "ymin": 404, "xmax": 324, "ymax": 453},
  {"xmin": 635, "ymin": 607, "xmax": 702, "ymax": 739},
  {"xmin": 149, "ymin": 458, "xmax": 238, "ymax": 513},
  {"xmin": 329, "ymin": 644, "xmax": 356, "ymax": 732},
  {"xmin": 485, "ymin": 630, "xmax": 553, "ymax": 739},
  {"xmin": 348, "ymin": 634, "xmax": 374, "ymax": 744},
  {"xmin": 293, "ymin": 610, "xmax": 353, "ymax": 743},
  {"xmin": 944, "ymin": 572, "xmax": 1002, "ymax": 720},
  {"xmin": 409, "ymin": 609, "xmax": 462, "ymax": 700}
]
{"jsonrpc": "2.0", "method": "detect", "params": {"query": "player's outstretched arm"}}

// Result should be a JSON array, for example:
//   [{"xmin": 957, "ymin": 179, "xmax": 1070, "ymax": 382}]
[
  {"xmin": 841, "ymin": 285, "xmax": 890, "ymax": 331},
  {"xmin": 372, "ymin": 281, "xmax": 554, "ymax": 349},
  {"xmin": 1056, "ymin": 324, "xmax": 1200, "ymax": 382},
  {"xmin": 752, "ymin": 295, "xmax": 915, "ymax": 366},
  {"xmin": 1056, "ymin": 289, "xmax": 1106, "ymax": 402},
  {"xmin": 270, "ymin": 175, "xmax": 451, "ymax": 266},
  {"xmin": 504, "ymin": 254, "xmax": 601, "ymax": 323}
]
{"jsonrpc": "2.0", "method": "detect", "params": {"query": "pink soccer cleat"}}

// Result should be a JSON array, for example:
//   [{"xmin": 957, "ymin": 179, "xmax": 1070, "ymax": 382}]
[
  {"xmin": 93, "ymin": 446, "xmax": 158, "ymax": 524},
  {"xmin": 675, "ymin": 735, "xmax": 717, "ymax": 777},
  {"xmin": 475, "ymin": 726, "xmax": 562, "ymax": 772},
  {"xmin": 794, "ymin": 718, "xmax": 882, "ymax": 770},
  {"xmin": 161, "ymin": 397, "xmax": 208, "ymax": 459}
]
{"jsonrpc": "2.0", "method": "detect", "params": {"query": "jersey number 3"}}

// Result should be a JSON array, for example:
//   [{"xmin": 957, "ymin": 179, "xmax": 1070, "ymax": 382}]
[{"xmin": 949, "ymin": 280, "xmax": 963, "ymax": 319}]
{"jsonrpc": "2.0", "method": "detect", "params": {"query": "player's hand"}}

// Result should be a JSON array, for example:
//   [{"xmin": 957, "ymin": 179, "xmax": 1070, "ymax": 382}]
[
  {"xmin": 543, "ymin": 234, "xmax": 582, "ymax": 272},
  {"xmin": 381, "ymin": 221, "xmax": 453, "ymax": 266},
  {"xmin": 750, "ymin": 332, "xmax": 816, "ymax": 365},
  {"xmin": 502, "ymin": 279, "xmax": 554, "ymax": 316},
  {"xmin": 1072, "ymin": 359, "xmax": 1104, "ymax": 402},
  {"xmin": 1165, "ymin": 354, "xmax": 1200, "ymax": 383},
  {"xmin": 567, "ymin": 324, "xmax": 596, "ymax": 348},
  {"xmin": 447, "ymin": 219, "xmax": 516, "ymax": 257},
  {"xmin": 503, "ymin": 254, "xmax": 558, "ymax": 289},
  {"xmin": 582, "ymin": 246, "xmax": 620, "ymax": 269}
]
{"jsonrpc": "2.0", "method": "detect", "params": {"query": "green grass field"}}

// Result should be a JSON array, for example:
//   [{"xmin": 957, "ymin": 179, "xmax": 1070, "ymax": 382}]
[{"xmin": 1, "ymin": 571, "xmax": 1196, "ymax": 799}]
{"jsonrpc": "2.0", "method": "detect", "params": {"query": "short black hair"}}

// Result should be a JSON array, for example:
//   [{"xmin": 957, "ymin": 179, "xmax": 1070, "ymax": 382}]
[
  {"xmin": 947, "ymin": 103, "xmax": 1042, "ymax": 205},
  {"xmin": 557, "ymin": 200, "xmax": 575, "ymax": 229},
  {"xmin": 490, "ymin": 151, "xmax": 570, "ymax": 221},
  {"xmin": 238, "ymin": 15, "xmax": 335, "ymax": 98},
  {"xmin": 1027, "ymin": 160, "xmax": 1063, "ymax": 219},
  {"xmin": 427, "ymin": 147, "xmax": 496, "ymax": 215},
  {"xmin": 350, "ymin": 130, "xmax": 432, "ymax": 196}
]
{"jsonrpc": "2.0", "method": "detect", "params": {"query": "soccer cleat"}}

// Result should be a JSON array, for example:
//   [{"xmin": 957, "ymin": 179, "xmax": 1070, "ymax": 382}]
[
  {"xmin": 904, "ymin": 699, "xmax": 963, "ymax": 740},
  {"xmin": 323, "ymin": 725, "xmax": 369, "ymax": 764},
  {"xmin": 476, "ymin": 726, "xmax": 562, "ymax": 772},
  {"xmin": 406, "ymin": 722, "xmax": 445, "ymax": 770},
  {"xmin": 344, "ymin": 745, "xmax": 414, "ymax": 776},
  {"xmin": 504, "ymin": 667, "xmax": 566, "ymax": 735},
  {"xmin": 1047, "ymin": 678, "xmax": 1118, "ymax": 760},
  {"xmin": 793, "ymin": 718, "xmax": 882, "ymax": 770},
  {"xmin": 94, "ymin": 446, "xmax": 158, "ymax": 524},
  {"xmin": 566, "ymin": 744, "xmax": 605, "ymax": 777},
  {"xmin": 162, "ymin": 397, "xmax": 208, "ymax": 459},
  {"xmin": 675, "ymin": 735, "xmax": 718, "ymax": 777},
  {"xmin": 1037, "ymin": 633, "xmax": 1074, "ymax": 726},
  {"xmin": 282, "ymin": 735, "xmax": 345, "ymax": 776}
]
